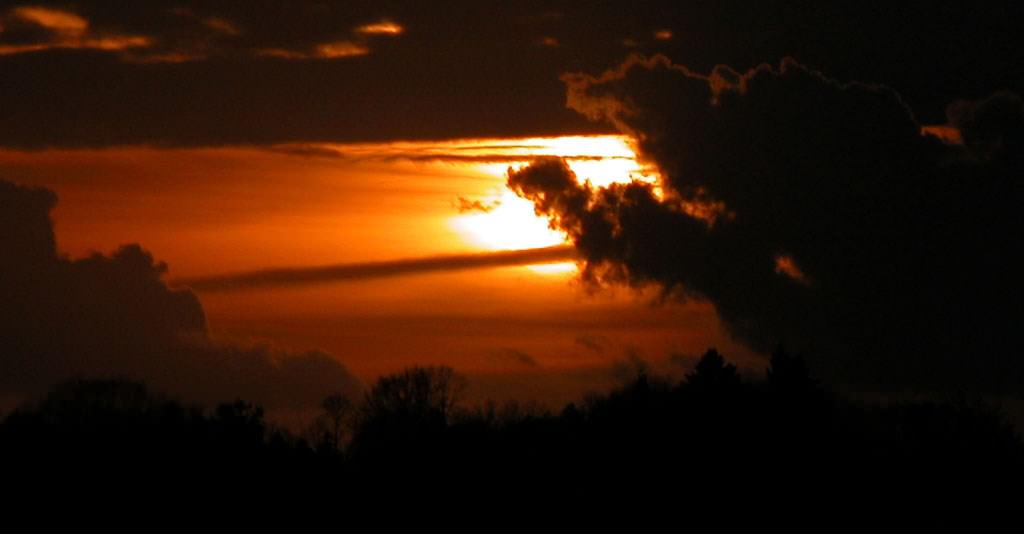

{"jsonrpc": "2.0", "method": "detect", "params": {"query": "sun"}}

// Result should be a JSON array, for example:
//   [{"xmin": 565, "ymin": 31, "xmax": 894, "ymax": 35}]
[
  {"xmin": 451, "ymin": 189, "xmax": 566, "ymax": 250},
  {"xmin": 449, "ymin": 135, "xmax": 656, "ymax": 266}
]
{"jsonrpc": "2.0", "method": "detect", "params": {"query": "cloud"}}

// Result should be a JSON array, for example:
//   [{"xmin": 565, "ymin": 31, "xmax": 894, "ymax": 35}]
[
  {"xmin": 174, "ymin": 245, "xmax": 578, "ymax": 292},
  {"xmin": 266, "ymin": 142, "xmax": 624, "ymax": 164},
  {"xmin": 355, "ymin": 20, "xmax": 404, "ymax": 36},
  {"xmin": 0, "ymin": 4, "xmax": 379, "ymax": 63},
  {"xmin": 0, "ymin": 2, "xmax": 1020, "ymax": 148},
  {"xmin": 255, "ymin": 47, "xmax": 309, "ymax": 60},
  {"xmin": 257, "ymin": 41, "xmax": 371, "ymax": 61},
  {"xmin": 0, "ymin": 5, "xmax": 152, "ymax": 56},
  {"xmin": 456, "ymin": 196, "xmax": 500, "ymax": 213},
  {"xmin": 510, "ymin": 56, "xmax": 1024, "ymax": 394},
  {"xmin": 314, "ymin": 40, "xmax": 369, "ymax": 58},
  {"xmin": 575, "ymin": 334, "xmax": 612, "ymax": 353},
  {"xmin": 0, "ymin": 179, "xmax": 360, "ymax": 410},
  {"xmin": 488, "ymin": 348, "xmax": 540, "ymax": 369},
  {"xmin": 946, "ymin": 91, "xmax": 1024, "ymax": 160},
  {"xmin": 202, "ymin": 17, "xmax": 240, "ymax": 36},
  {"xmin": 10, "ymin": 6, "xmax": 88, "ymax": 35},
  {"xmin": 255, "ymin": 17, "xmax": 403, "ymax": 60}
]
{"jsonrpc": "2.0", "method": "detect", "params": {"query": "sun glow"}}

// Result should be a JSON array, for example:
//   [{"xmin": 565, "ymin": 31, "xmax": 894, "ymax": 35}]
[
  {"xmin": 452, "ymin": 189, "xmax": 566, "ymax": 251},
  {"xmin": 271, "ymin": 134, "xmax": 656, "ymax": 275},
  {"xmin": 466, "ymin": 135, "xmax": 657, "ymax": 188},
  {"xmin": 448, "ymin": 135, "xmax": 656, "ymax": 274}
]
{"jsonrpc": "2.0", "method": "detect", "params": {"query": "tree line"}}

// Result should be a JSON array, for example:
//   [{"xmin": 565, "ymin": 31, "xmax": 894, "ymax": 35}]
[{"xmin": 1, "ymin": 347, "xmax": 1020, "ymax": 525}]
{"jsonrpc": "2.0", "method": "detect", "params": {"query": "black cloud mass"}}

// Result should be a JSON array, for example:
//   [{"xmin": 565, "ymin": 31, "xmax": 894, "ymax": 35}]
[
  {"xmin": 510, "ymin": 56, "xmax": 1024, "ymax": 394},
  {"xmin": 0, "ymin": 180, "xmax": 360, "ymax": 409}
]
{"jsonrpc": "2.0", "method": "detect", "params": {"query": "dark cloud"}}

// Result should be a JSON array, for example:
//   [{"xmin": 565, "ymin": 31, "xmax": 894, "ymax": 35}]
[
  {"xmin": 0, "ymin": 179, "xmax": 360, "ymax": 409},
  {"xmin": 0, "ymin": 1, "xmax": 1021, "ymax": 147},
  {"xmin": 488, "ymin": 348, "xmax": 540, "ymax": 369},
  {"xmin": 0, "ymin": 47, "xmax": 598, "ymax": 148},
  {"xmin": 574, "ymin": 334, "xmax": 611, "ymax": 353},
  {"xmin": 946, "ymin": 91, "xmax": 1024, "ymax": 161},
  {"xmin": 456, "ymin": 196, "xmax": 500, "ymax": 213},
  {"xmin": 174, "ymin": 245, "xmax": 578, "ymax": 292},
  {"xmin": 510, "ymin": 56, "xmax": 1024, "ymax": 394}
]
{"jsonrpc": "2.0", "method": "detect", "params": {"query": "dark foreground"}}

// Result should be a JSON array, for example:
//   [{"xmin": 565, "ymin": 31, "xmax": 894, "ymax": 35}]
[{"xmin": 3, "ymin": 348, "xmax": 1020, "ymax": 525}]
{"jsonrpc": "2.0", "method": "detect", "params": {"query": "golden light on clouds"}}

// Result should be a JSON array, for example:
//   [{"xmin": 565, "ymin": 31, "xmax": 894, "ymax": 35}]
[
  {"xmin": 203, "ymin": 16, "xmax": 241, "ymax": 36},
  {"xmin": 256, "ymin": 48, "xmax": 308, "ymax": 59},
  {"xmin": 355, "ymin": 20, "xmax": 404, "ymax": 35},
  {"xmin": 0, "ymin": 139, "xmax": 751, "ymax": 393},
  {"xmin": 0, "ymin": 135, "xmax": 654, "ymax": 280},
  {"xmin": 458, "ymin": 135, "xmax": 657, "ymax": 188},
  {"xmin": 445, "ymin": 135, "xmax": 657, "ymax": 273},
  {"xmin": 0, "ymin": 5, "xmax": 151, "ymax": 55},
  {"xmin": 11, "ymin": 5, "xmax": 87, "ymax": 33},
  {"xmin": 314, "ymin": 40, "xmax": 370, "ymax": 58},
  {"xmin": 85, "ymin": 35, "xmax": 153, "ymax": 50},
  {"xmin": 922, "ymin": 125, "xmax": 963, "ymax": 145},
  {"xmin": 774, "ymin": 255, "xmax": 811, "ymax": 285},
  {"xmin": 254, "ymin": 18, "xmax": 401, "ymax": 60},
  {"xmin": 259, "ymin": 41, "xmax": 371, "ymax": 60},
  {"xmin": 266, "ymin": 135, "xmax": 657, "ymax": 265}
]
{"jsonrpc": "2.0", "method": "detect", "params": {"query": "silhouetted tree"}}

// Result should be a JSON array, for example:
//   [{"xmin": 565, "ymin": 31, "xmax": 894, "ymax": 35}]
[
  {"xmin": 213, "ymin": 399, "xmax": 266, "ymax": 446},
  {"xmin": 685, "ymin": 348, "xmax": 740, "ymax": 390},
  {"xmin": 32, "ymin": 377, "xmax": 164, "ymax": 421},
  {"xmin": 767, "ymin": 344, "xmax": 816, "ymax": 393},
  {"xmin": 361, "ymin": 366, "xmax": 466, "ymax": 425},
  {"xmin": 307, "ymin": 393, "xmax": 355, "ymax": 452},
  {"xmin": 352, "ymin": 366, "xmax": 468, "ymax": 458},
  {"xmin": 2, "ymin": 352, "xmax": 1022, "ymax": 524}
]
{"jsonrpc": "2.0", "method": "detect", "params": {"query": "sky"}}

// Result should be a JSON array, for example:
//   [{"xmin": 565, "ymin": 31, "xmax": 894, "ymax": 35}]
[
  {"xmin": 0, "ymin": 135, "xmax": 752, "ymax": 413},
  {"xmin": 1, "ymin": 1, "xmax": 1022, "ymax": 420}
]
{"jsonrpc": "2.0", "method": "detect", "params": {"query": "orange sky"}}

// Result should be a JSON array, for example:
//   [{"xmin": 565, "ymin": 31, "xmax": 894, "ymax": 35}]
[{"xmin": 0, "ymin": 137, "xmax": 756, "ymax": 406}]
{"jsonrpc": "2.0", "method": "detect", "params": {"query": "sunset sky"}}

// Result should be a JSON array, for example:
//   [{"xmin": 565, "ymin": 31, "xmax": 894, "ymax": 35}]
[
  {"xmin": 1, "ymin": 133, "xmax": 747, "ymax": 408},
  {"xmin": 2, "ymin": 1, "xmax": 1022, "ymax": 419}
]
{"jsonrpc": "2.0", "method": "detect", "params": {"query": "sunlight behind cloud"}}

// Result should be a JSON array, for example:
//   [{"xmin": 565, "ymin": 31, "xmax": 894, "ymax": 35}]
[
  {"xmin": 265, "ymin": 134, "xmax": 658, "ymax": 275},
  {"xmin": 448, "ymin": 135, "xmax": 657, "ymax": 265},
  {"xmin": 451, "ymin": 189, "xmax": 566, "ymax": 251}
]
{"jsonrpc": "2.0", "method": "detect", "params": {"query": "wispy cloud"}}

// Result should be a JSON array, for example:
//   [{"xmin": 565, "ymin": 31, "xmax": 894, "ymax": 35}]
[
  {"xmin": 256, "ymin": 40, "xmax": 369, "ymax": 60},
  {"xmin": 0, "ymin": 5, "xmax": 151, "ymax": 56},
  {"xmin": 314, "ymin": 40, "xmax": 370, "ymax": 58},
  {"xmin": 255, "ymin": 18, "xmax": 401, "ymax": 61},
  {"xmin": 175, "ymin": 245, "xmax": 577, "ymax": 291},
  {"xmin": 355, "ymin": 19, "xmax": 404, "ymax": 35},
  {"xmin": 202, "ymin": 16, "xmax": 240, "ymax": 36},
  {"xmin": 456, "ymin": 197, "xmax": 501, "ymax": 213},
  {"xmin": 11, "ymin": 6, "xmax": 87, "ymax": 35}
]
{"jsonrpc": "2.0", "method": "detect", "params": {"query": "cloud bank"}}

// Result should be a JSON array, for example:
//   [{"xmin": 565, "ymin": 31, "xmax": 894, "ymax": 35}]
[
  {"xmin": 2, "ymin": 1, "xmax": 1019, "ymax": 148},
  {"xmin": 510, "ymin": 56, "xmax": 1024, "ymax": 393},
  {"xmin": 0, "ymin": 179, "xmax": 360, "ymax": 409}
]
